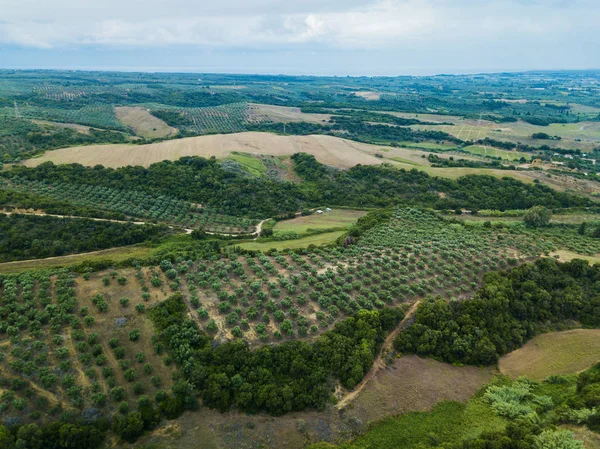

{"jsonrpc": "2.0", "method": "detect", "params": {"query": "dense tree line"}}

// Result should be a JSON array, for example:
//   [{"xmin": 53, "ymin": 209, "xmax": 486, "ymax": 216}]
[
  {"xmin": 395, "ymin": 258, "xmax": 600, "ymax": 365},
  {"xmin": 247, "ymin": 114, "xmax": 461, "ymax": 147},
  {"xmin": 0, "ymin": 421, "xmax": 106, "ymax": 449},
  {"xmin": 149, "ymin": 294, "xmax": 403, "ymax": 415},
  {"xmin": 2, "ymin": 154, "xmax": 589, "ymax": 221},
  {"xmin": 0, "ymin": 214, "xmax": 170, "ymax": 261}
]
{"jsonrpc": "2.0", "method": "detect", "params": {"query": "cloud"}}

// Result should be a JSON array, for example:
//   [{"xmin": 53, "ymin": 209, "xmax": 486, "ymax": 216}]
[{"xmin": 0, "ymin": 0, "xmax": 597, "ymax": 71}]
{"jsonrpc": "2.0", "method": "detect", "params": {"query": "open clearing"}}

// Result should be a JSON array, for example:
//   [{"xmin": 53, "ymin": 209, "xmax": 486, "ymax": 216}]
[
  {"xmin": 551, "ymin": 250, "xmax": 600, "ymax": 264},
  {"xmin": 20, "ymin": 131, "xmax": 594, "ymax": 192},
  {"xmin": 23, "ymin": 132, "xmax": 388, "ymax": 169},
  {"xmin": 415, "ymin": 118, "xmax": 600, "ymax": 152},
  {"xmin": 115, "ymin": 106, "xmax": 177, "ymax": 139},
  {"xmin": 499, "ymin": 329, "xmax": 600, "ymax": 380},
  {"xmin": 31, "ymin": 119, "xmax": 92, "ymax": 134},
  {"xmin": 274, "ymin": 209, "xmax": 367, "ymax": 234},
  {"xmin": 0, "ymin": 244, "xmax": 154, "ymax": 274},
  {"xmin": 353, "ymin": 91, "xmax": 381, "ymax": 100},
  {"xmin": 247, "ymin": 103, "xmax": 331, "ymax": 124},
  {"xmin": 137, "ymin": 356, "xmax": 493, "ymax": 449},
  {"xmin": 236, "ymin": 231, "xmax": 345, "ymax": 251}
]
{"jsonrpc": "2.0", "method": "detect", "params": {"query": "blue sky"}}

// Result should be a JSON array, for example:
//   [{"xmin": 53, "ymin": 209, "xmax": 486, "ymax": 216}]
[{"xmin": 0, "ymin": 0, "xmax": 598, "ymax": 75}]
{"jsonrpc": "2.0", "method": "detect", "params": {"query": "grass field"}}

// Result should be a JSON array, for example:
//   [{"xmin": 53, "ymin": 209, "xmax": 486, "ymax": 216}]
[
  {"xmin": 227, "ymin": 151, "xmax": 267, "ymax": 176},
  {"xmin": 316, "ymin": 398, "xmax": 504, "ymax": 449},
  {"xmin": 235, "ymin": 230, "xmax": 345, "ymax": 251},
  {"xmin": 274, "ymin": 209, "xmax": 367, "ymax": 234},
  {"xmin": 415, "ymin": 118, "xmax": 600, "ymax": 151},
  {"xmin": 349, "ymin": 356, "xmax": 495, "ymax": 423},
  {"xmin": 135, "ymin": 356, "xmax": 495, "ymax": 449},
  {"xmin": 247, "ymin": 103, "xmax": 331, "ymax": 124},
  {"xmin": 498, "ymin": 329, "xmax": 600, "ymax": 380},
  {"xmin": 0, "ymin": 245, "xmax": 153, "ymax": 274},
  {"xmin": 461, "ymin": 145, "xmax": 531, "ymax": 161},
  {"xmin": 115, "ymin": 106, "xmax": 177, "ymax": 139},
  {"xmin": 22, "ymin": 132, "xmax": 387, "ymax": 169},
  {"xmin": 551, "ymin": 250, "xmax": 600, "ymax": 264}
]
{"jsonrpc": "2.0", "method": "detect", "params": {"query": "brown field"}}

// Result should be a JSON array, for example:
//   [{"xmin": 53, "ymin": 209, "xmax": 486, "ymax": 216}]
[
  {"xmin": 114, "ymin": 106, "xmax": 177, "ymax": 139},
  {"xmin": 22, "ymin": 132, "xmax": 389, "ymax": 169},
  {"xmin": 551, "ymin": 250, "xmax": 600, "ymax": 264},
  {"xmin": 247, "ymin": 103, "xmax": 331, "ymax": 124},
  {"xmin": 136, "ymin": 356, "xmax": 494, "ymax": 449},
  {"xmin": 499, "ymin": 329, "xmax": 600, "ymax": 380}
]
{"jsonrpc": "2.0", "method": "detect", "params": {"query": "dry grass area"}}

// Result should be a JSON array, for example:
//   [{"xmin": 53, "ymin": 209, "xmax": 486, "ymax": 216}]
[
  {"xmin": 551, "ymin": 250, "xmax": 600, "ymax": 265},
  {"xmin": 22, "ymin": 132, "xmax": 388, "ymax": 169},
  {"xmin": 136, "ymin": 355, "xmax": 493, "ymax": 449},
  {"xmin": 353, "ymin": 91, "xmax": 381, "ymax": 101},
  {"xmin": 115, "ymin": 106, "xmax": 177, "ymax": 139},
  {"xmin": 247, "ymin": 103, "xmax": 331, "ymax": 124},
  {"xmin": 345, "ymin": 356, "xmax": 496, "ymax": 423},
  {"xmin": 31, "ymin": 119, "xmax": 92, "ymax": 134},
  {"xmin": 562, "ymin": 425, "xmax": 600, "ymax": 449},
  {"xmin": 499, "ymin": 329, "xmax": 600, "ymax": 380}
]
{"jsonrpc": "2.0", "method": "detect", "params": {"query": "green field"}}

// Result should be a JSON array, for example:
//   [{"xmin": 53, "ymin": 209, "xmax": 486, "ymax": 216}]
[
  {"xmin": 235, "ymin": 230, "xmax": 345, "ymax": 251},
  {"xmin": 227, "ymin": 151, "xmax": 267, "ymax": 176},
  {"xmin": 499, "ymin": 329, "xmax": 600, "ymax": 380},
  {"xmin": 311, "ymin": 399, "xmax": 504, "ymax": 449},
  {"xmin": 461, "ymin": 145, "xmax": 531, "ymax": 161},
  {"xmin": 274, "ymin": 209, "xmax": 367, "ymax": 234}
]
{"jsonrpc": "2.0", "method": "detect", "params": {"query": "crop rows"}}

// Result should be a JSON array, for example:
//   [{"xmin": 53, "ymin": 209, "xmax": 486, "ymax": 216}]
[{"xmin": 4, "ymin": 177, "xmax": 259, "ymax": 233}]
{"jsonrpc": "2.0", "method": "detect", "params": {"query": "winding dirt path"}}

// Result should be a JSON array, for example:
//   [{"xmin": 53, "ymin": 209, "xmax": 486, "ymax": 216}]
[
  {"xmin": 335, "ymin": 299, "xmax": 422, "ymax": 410},
  {"xmin": 0, "ymin": 209, "xmax": 269, "ymax": 238}
]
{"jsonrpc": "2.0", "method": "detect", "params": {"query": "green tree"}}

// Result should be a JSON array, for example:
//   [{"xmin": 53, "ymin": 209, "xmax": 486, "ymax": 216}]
[{"xmin": 524, "ymin": 206, "xmax": 552, "ymax": 228}]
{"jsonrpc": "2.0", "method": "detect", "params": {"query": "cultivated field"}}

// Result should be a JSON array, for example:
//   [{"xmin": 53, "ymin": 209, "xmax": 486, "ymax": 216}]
[
  {"xmin": 499, "ymin": 329, "xmax": 600, "ymax": 379},
  {"xmin": 247, "ymin": 103, "xmax": 331, "ymax": 124},
  {"xmin": 274, "ymin": 209, "xmax": 367, "ymax": 234},
  {"xmin": 22, "ymin": 132, "xmax": 389, "ymax": 169},
  {"xmin": 115, "ymin": 106, "xmax": 177, "ymax": 139},
  {"xmin": 236, "ymin": 230, "xmax": 346, "ymax": 251},
  {"xmin": 415, "ymin": 118, "xmax": 600, "ymax": 152}
]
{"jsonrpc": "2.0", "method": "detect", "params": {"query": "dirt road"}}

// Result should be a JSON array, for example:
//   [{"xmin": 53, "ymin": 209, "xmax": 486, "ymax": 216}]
[{"xmin": 335, "ymin": 299, "xmax": 422, "ymax": 410}]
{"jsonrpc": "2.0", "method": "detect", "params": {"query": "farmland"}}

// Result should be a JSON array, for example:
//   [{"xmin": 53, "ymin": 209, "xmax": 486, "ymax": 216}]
[
  {"xmin": 2, "ymin": 70, "xmax": 600, "ymax": 449},
  {"xmin": 21, "ymin": 132, "xmax": 389, "ymax": 169},
  {"xmin": 114, "ymin": 107, "xmax": 177, "ymax": 139},
  {"xmin": 499, "ymin": 329, "xmax": 600, "ymax": 380},
  {"xmin": 273, "ymin": 209, "xmax": 368, "ymax": 235}
]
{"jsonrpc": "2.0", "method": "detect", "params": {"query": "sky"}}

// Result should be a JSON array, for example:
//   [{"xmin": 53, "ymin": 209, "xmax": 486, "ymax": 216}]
[{"xmin": 0, "ymin": 0, "xmax": 598, "ymax": 75}]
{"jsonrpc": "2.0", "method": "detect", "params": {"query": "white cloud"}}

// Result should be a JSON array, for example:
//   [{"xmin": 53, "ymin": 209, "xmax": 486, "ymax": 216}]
[{"xmin": 0, "ymin": 0, "xmax": 597, "ymax": 51}]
